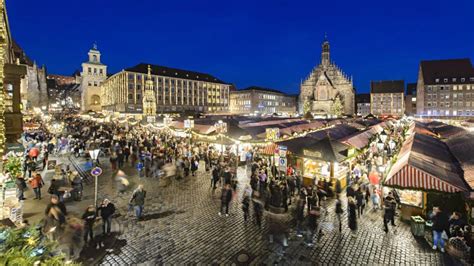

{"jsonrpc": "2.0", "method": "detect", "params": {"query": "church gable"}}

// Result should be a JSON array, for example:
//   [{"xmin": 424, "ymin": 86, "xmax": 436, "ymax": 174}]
[{"xmin": 298, "ymin": 38, "xmax": 355, "ymax": 115}]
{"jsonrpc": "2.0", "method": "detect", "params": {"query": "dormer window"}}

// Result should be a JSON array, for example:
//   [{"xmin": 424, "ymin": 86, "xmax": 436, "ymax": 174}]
[
  {"xmin": 470, "ymin": 77, "xmax": 474, "ymax": 82},
  {"xmin": 435, "ymin": 78, "xmax": 439, "ymax": 83},
  {"xmin": 452, "ymin": 78, "xmax": 457, "ymax": 82},
  {"xmin": 444, "ymin": 78, "xmax": 448, "ymax": 83},
  {"xmin": 461, "ymin": 78, "xmax": 465, "ymax": 82}
]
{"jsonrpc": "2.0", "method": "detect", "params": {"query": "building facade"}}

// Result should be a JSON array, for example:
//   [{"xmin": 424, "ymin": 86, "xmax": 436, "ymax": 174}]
[
  {"xmin": 101, "ymin": 63, "xmax": 230, "ymax": 114},
  {"xmin": 229, "ymin": 86, "xmax": 297, "ymax": 115},
  {"xmin": 355, "ymin": 93, "xmax": 371, "ymax": 116},
  {"xmin": 370, "ymin": 80, "xmax": 405, "ymax": 116},
  {"xmin": 416, "ymin": 58, "xmax": 474, "ymax": 117},
  {"xmin": 405, "ymin": 83, "xmax": 417, "ymax": 116},
  {"xmin": 80, "ymin": 44, "xmax": 107, "ymax": 112},
  {"xmin": 299, "ymin": 38, "xmax": 355, "ymax": 116},
  {"xmin": 0, "ymin": 1, "xmax": 27, "ymax": 154}
]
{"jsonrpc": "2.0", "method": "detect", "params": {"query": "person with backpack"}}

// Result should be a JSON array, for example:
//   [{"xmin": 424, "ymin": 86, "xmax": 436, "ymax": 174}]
[{"xmin": 130, "ymin": 185, "xmax": 146, "ymax": 220}]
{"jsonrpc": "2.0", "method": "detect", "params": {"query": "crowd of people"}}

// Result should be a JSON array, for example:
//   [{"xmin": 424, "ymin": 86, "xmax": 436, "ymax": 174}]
[{"xmin": 6, "ymin": 115, "xmax": 472, "ymax": 263}]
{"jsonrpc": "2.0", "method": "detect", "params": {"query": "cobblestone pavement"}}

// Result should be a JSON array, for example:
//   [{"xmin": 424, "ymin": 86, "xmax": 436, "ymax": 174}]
[{"xmin": 85, "ymin": 159, "xmax": 453, "ymax": 265}]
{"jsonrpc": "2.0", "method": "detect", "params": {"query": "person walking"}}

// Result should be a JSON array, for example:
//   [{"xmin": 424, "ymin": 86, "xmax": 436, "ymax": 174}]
[
  {"xmin": 430, "ymin": 206, "xmax": 449, "ymax": 252},
  {"xmin": 355, "ymin": 188, "xmax": 365, "ymax": 217},
  {"xmin": 98, "ymin": 199, "xmax": 116, "ymax": 235},
  {"xmin": 219, "ymin": 184, "xmax": 233, "ymax": 217},
  {"xmin": 212, "ymin": 166, "xmax": 219, "ymax": 189},
  {"xmin": 16, "ymin": 175, "xmax": 27, "ymax": 201},
  {"xmin": 191, "ymin": 157, "xmax": 198, "ymax": 177},
  {"xmin": 252, "ymin": 192, "xmax": 264, "ymax": 228},
  {"xmin": 335, "ymin": 195, "xmax": 344, "ymax": 233},
  {"xmin": 383, "ymin": 192, "xmax": 397, "ymax": 233},
  {"xmin": 305, "ymin": 205, "xmax": 321, "ymax": 247},
  {"xmin": 348, "ymin": 197, "xmax": 357, "ymax": 236},
  {"xmin": 130, "ymin": 185, "xmax": 146, "ymax": 220},
  {"xmin": 242, "ymin": 193, "xmax": 250, "ymax": 222},
  {"xmin": 82, "ymin": 205, "xmax": 97, "ymax": 245},
  {"xmin": 29, "ymin": 172, "xmax": 44, "ymax": 199}
]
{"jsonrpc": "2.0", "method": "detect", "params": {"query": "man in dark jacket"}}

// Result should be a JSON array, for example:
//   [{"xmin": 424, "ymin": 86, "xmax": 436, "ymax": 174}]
[
  {"xmin": 219, "ymin": 184, "xmax": 233, "ymax": 217},
  {"xmin": 82, "ymin": 205, "xmax": 97, "ymax": 244},
  {"xmin": 99, "ymin": 199, "xmax": 116, "ymax": 235},
  {"xmin": 431, "ymin": 206, "xmax": 449, "ymax": 252}
]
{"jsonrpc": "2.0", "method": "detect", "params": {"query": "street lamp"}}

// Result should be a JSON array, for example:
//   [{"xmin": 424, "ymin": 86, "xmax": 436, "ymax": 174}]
[{"xmin": 89, "ymin": 148, "xmax": 101, "ymax": 207}]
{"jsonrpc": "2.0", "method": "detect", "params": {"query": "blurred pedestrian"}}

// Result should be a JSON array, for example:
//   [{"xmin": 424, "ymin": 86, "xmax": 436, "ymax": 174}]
[{"xmin": 130, "ymin": 185, "xmax": 146, "ymax": 220}]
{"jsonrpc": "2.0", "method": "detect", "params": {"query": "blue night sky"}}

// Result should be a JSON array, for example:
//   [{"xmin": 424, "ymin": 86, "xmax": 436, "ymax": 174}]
[{"xmin": 7, "ymin": 0, "xmax": 474, "ymax": 94}]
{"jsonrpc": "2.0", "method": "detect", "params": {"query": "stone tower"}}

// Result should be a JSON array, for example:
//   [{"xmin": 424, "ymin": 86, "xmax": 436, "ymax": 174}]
[
  {"xmin": 81, "ymin": 43, "xmax": 107, "ymax": 112},
  {"xmin": 299, "ymin": 38, "xmax": 355, "ymax": 116},
  {"xmin": 142, "ymin": 65, "xmax": 157, "ymax": 117}
]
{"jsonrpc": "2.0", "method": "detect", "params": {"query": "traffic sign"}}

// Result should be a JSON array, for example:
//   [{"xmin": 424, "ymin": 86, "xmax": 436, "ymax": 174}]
[{"xmin": 91, "ymin": 167, "xmax": 103, "ymax": 176}]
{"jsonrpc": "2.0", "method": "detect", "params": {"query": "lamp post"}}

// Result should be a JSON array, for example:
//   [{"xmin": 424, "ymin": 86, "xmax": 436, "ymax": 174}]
[{"xmin": 89, "ymin": 148, "xmax": 101, "ymax": 207}]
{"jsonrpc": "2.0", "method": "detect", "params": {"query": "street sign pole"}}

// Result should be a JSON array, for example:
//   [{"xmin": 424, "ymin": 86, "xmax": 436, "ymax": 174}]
[{"xmin": 91, "ymin": 167, "xmax": 103, "ymax": 207}]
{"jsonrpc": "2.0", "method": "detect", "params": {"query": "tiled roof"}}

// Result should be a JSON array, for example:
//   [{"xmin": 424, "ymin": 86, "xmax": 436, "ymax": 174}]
[
  {"xmin": 125, "ymin": 63, "xmax": 229, "ymax": 84},
  {"xmin": 370, "ymin": 80, "xmax": 405, "ymax": 94},
  {"xmin": 420, "ymin": 58, "xmax": 474, "ymax": 85}
]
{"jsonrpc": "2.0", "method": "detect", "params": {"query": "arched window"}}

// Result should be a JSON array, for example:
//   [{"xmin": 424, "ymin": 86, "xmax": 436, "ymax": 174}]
[
  {"xmin": 93, "ymin": 55, "xmax": 98, "ymax": 62},
  {"xmin": 91, "ymin": 95, "xmax": 100, "ymax": 105}
]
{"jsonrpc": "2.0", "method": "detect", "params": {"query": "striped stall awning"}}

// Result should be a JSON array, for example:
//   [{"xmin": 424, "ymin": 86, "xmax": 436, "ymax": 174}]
[{"xmin": 384, "ymin": 165, "xmax": 466, "ymax": 193}]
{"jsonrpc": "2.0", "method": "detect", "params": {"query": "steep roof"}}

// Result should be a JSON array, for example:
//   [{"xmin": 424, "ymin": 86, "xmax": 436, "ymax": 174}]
[
  {"xmin": 420, "ymin": 58, "xmax": 474, "ymax": 85},
  {"xmin": 370, "ymin": 80, "xmax": 405, "ymax": 94},
  {"xmin": 125, "ymin": 63, "xmax": 229, "ymax": 84}
]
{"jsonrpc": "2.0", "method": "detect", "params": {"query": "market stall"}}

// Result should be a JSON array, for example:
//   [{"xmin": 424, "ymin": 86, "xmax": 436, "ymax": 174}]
[{"xmin": 383, "ymin": 133, "xmax": 470, "ymax": 221}]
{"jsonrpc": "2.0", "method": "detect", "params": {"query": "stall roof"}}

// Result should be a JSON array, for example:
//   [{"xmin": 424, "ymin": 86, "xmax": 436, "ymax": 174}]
[
  {"xmin": 432, "ymin": 124, "xmax": 467, "ymax": 139},
  {"xmin": 384, "ymin": 133, "xmax": 469, "ymax": 193},
  {"xmin": 307, "ymin": 124, "xmax": 359, "ymax": 140},
  {"xmin": 340, "ymin": 128, "xmax": 376, "ymax": 149},
  {"xmin": 446, "ymin": 133, "xmax": 474, "ymax": 190},
  {"xmin": 278, "ymin": 136, "xmax": 348, "ymax": 162}
]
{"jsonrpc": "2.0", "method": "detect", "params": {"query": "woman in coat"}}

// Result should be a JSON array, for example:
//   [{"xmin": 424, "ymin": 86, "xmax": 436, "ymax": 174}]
[{"xmin": 348, "ymin": 197, "xmax": 358, "ymax": 235}]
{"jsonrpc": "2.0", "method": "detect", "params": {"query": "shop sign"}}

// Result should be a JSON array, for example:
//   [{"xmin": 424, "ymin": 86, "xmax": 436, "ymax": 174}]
[
  {"xmin": 278, "ymin": 145, "xmax": 287, "ymax": 157},
  {"xmin": 279, "ymin": 157, "xmax": 287, "ymax": 171},
  {"xmin": 266, "ymin": 128, "xmax": 280, "ymax": 141},
  {"xmin": 303, "ymin": 149, "xmax": 322, "ymax": 159}
]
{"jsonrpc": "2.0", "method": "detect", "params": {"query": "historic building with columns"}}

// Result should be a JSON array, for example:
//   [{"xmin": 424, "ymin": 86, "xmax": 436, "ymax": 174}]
[
  {"xmin": 80, "ymin": 44, "xmax": 107, "ymax": 112},
  {"xmin": 299, "ymin": 38, "xmax": 355, "ymax": 116},
  {"xmin": 101, "ymin": 63, "xmax": 230, "ymax": 114}
]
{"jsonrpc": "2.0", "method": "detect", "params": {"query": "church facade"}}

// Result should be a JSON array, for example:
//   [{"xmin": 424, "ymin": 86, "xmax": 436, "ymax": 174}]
[{"xmin": 299, "ymin": 39, "xmax": 355, "ymax": 116}]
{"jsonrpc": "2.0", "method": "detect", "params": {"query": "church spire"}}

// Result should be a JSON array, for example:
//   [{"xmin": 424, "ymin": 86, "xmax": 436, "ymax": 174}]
[{"xmin": 321, "ymin": 36, "xmax": 330, "ymax": 66}]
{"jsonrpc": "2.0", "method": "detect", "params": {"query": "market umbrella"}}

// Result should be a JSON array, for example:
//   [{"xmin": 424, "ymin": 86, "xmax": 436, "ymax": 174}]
[{"xmin": 369, "ymin": 171, "xmax": 380, "ymax": 185}]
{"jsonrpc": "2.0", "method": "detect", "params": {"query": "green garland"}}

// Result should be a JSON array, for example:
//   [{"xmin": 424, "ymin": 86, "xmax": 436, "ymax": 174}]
[{"xmin": 3, "ymin": 155, "xmax": 22, "ymax": 179}]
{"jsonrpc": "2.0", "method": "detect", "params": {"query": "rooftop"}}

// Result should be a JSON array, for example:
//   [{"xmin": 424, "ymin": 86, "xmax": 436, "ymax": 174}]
[
  {"xmin": 237, "ymin": 86, "xmax": 285, "ymax": 94},
  {"xmin": 420, "ymin": 58, "xmax": 474, "ymax": 85},
  {"xmin": 370, "ymin": 80, "xmax": 405, "ymax": 94},
  {"xmin": 125, "ymin": 63, "xmax": 229, "ymax": 84}
]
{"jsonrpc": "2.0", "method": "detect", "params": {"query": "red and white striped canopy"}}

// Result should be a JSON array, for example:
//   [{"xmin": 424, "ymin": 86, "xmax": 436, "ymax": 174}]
[{"xmin": 384, "ymin": 164, "xmax": 467, "ymax": 193}]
